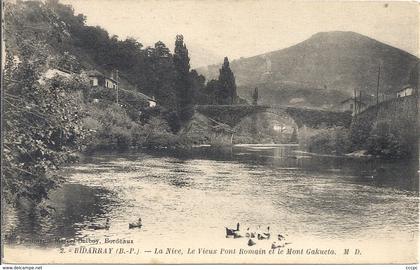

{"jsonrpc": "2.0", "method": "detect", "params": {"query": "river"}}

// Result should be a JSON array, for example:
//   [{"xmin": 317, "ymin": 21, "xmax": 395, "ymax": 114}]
[{"xmin": 3, "ymin": 145, "xmax": 419, "ymax": 263}]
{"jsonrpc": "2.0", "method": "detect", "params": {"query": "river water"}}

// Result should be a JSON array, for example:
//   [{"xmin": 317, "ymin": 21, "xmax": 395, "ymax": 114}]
[{"xmin": 3, "ymin": 145, "xmax": 419, "ymax": 263}]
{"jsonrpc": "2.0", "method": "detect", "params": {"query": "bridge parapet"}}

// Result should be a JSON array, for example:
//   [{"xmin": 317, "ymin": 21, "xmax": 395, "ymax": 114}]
[
  {"xmin": 195, "ymin": 104, "xmax": 352, "ymax": 129},
  {"xmin": 284, "ymin": 107, "xmax": 352, "ymax": 128}
]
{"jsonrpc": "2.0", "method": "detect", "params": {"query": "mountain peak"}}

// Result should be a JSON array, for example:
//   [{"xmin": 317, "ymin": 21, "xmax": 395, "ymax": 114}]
[
  {"xmin": 198, "ymin": 32, "xmax": 418, "ymax": 108},
  {"xmin": 306, "ymin": 31, "xmax": 376, "ymax": 45},
  {"xmin": 310, "ymin": 31, "xmax": 364, "ymax": 38}
]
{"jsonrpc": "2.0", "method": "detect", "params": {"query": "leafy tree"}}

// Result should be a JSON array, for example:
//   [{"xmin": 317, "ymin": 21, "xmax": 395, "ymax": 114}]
[
  {"xmin": 367, "ymin": 121, "xmax": 411, "ymax": 158},
  {"xmin": 217, "ymin": 57, "xmax": 237, "ymax": 104},
  {"xmin": 145, "ymin": 42, "xmax": 178, "ymax": 112},
  {"xmin": 83, "ymin": 103, "xmax": 141, "ymax": 150},
  {"xmin": 201, "ymin": 79, "xmax": 220, "ymax": 105},
  {"xmin": 306, "ymin": 127, "xmax": 349, "ymax": 154},
  {"xmin": 154, "ymin": 41, "xmax": 171, "ymax": 58},
  {"xmin": 190, "ymin": 69, "xmax": 206, "ymax": 104},
  {"xmin": 173, "ymin": 35, "xmax": 193, "ymax": 121},
  {"xmin": 3, "ymin": 40, "xmax": 89, "ymax": 204}
]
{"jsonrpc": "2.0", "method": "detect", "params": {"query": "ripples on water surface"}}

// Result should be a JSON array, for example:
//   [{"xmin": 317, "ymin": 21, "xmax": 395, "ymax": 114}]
[{"xmin": 4, "ymin": 145, "xmax": 419, "ymax": 253}]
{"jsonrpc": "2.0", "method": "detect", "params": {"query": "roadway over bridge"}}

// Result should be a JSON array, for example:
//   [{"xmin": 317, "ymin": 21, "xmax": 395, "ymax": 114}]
[{"xmin": 194, "ymin": 104, "xmax": 352, "ymax": 129}]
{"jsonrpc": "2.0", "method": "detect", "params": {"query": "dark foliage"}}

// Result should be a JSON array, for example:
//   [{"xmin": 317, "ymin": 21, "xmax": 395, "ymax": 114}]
[
  {"xmin": 173, "ymin": 35, "xmax": 195, "ymax": 121},
  {"xmin": 217, "ymin": 57, "xmax": 238, "ymax": 105},
  {"xmin": 306, "ymin": 127, "xmax": 350, "ymax": 155},
  {"xmin": 366, "ymin": 120, "xmax": 414, "ymax": 158},
  {"xmin": 349, "ymin": 96, "xmax": 417, "ymax": 158},
  {"xmin": 44, "ymin": 1, "xmax": 205, "ymax": 118},
  {"xmin": 198, "ymin": 79, "xmax": 220, "ymax": 105},
  {"xmin": 3, "ymin": 27, "xmax": 89, "ymax": 205}
]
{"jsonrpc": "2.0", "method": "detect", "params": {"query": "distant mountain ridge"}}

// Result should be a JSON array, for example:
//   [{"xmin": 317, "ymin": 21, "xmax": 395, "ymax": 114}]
[{"xmin": 197, "ymin": 31, "xmax": 418, "ymax": 108}]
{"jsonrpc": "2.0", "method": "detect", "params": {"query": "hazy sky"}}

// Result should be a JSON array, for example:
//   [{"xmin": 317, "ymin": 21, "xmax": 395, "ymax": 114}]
[{"xmin": 61, "ymin": 0, "xmax": 419, "ymax": 67}]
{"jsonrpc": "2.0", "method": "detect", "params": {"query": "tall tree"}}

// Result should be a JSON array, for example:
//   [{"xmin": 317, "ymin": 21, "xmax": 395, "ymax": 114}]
[
  {"xmin": 202, "ymin": 79, "xmax": 220, "ymax": 105},
  {"xmin": 154, "ymin": 41, "xmax": 171, "ymax": 58},
  {"xmin": 173, "ymin": 34, "xmax": 193, "ymax": 121},
  {"xmin": 190, "ymin": 69, "xmax": 206, "ymax": 104},
  {"xmin": 146, "ymin": 42, "xmax": 178, "ymax": 111},
  {"xmin": 217, "ymin": 57, "xmax": 237, "ymax": 105}
]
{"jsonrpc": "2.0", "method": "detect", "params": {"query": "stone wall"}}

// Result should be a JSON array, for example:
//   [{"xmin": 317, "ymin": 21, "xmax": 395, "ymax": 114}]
[
  {"xmin": 196, "ymin": 105, "xmax": 352, "ymax": 129},
  {"xmin": 349, "ymin": 95, "xmax": 419, "ymax": 156}
]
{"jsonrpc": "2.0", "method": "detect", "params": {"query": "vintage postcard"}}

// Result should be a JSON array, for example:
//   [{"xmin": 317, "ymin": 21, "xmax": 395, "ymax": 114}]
[{"xmin": 1, "ymin": 0, "xmax": 419, "ymax": 266}]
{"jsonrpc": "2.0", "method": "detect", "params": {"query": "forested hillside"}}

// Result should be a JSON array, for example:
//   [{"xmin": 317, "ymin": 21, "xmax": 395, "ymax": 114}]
[{"xmin": 3, "ymin": 0, "xmax": 241, "ymax": 206}]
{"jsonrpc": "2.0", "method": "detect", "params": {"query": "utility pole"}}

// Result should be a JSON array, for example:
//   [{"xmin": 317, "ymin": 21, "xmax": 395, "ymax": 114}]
[
  {"xmin": 354, "ymin": 89, "xmax": 357, "ymax": 115},
  {"xmin": 376, "ymin": 65, "xmax": 381, "ymax": 106},
  {"xmin": 116, "ymin": 69, "xmax": 119, "ymax": 105}
]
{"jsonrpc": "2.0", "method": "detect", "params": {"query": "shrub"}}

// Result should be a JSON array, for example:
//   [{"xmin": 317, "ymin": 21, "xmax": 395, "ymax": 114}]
[
  {"xmin": 306, "ymin": 127, "xmax": 350, "ymax": 155},
  {"xmin": 366, "ymin": 121, "xmax": 412, "ymax": 158},
  {"xmin": 82, "ymin": 104, "xmax": 182, "ymax": 150},
  {"xmin": 82, "ymin": 103, "xmax": 141, "ymax": 149},
  {"xmin": 3, "ymin": 49, "xmax": 89, "ymax": 204}
]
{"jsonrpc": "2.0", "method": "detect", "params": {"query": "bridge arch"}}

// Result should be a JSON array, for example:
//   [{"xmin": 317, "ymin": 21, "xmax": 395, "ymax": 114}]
[
  {"xmin": 194, "ymin": 105, "xmax": 352, "ymax": 129},
  {"xmin": 234, "ymin": 110, "xmax": 298, "ymax": 143}
]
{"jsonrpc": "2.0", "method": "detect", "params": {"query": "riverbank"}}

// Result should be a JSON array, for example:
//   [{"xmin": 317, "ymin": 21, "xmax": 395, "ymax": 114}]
[{"xmin": 298, "ymin": 123, "xmax": 418, "ymax": 160}]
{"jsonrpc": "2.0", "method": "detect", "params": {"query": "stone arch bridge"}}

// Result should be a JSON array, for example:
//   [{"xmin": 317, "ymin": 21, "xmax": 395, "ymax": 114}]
[{"xmin": 194, "ymin": 104, "xmax": 352, "ymax": 130}]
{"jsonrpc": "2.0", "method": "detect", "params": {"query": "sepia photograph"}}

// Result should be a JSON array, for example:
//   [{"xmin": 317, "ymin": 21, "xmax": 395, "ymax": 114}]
[{"xmin": 1, "ymin": 0, "xmax": 419, "ymax": 266}]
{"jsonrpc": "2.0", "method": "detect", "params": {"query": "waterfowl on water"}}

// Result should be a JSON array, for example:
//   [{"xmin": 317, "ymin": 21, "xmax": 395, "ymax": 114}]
[
  {"xmin": 258, "ymin": 226, "xmax": 270, "ymax": 240},
  {"xmin": 264, "ymin": 226, "xmax": 271, "ymax": 238},
  {"xmin": 258, "ymin": 234, "xmax": 269, "ymax": 240},
  {"xmin": 88, "ymin": 218, "xmax": 110, "ymax": 230},
  {"xmin": 225, "ymin": 222, "xmax": 240, "ymax": 237},
  {"xmin": 233, "ymin": 230, "xmax": 243, "ymax": 238},
  {"xmin": 271, "ymin": 241, "xmax": 284, "ymax": 249},
  {"xmin": 248, "ymin": 239, "xmax": 256, "ymax": 246},
  {"xmin": 129, "ymin": 218, "xmax": 142, "ymax": 229},
  {"xmin": 245, "ymin": 227, "xmax": 256, "ymax": 238}
]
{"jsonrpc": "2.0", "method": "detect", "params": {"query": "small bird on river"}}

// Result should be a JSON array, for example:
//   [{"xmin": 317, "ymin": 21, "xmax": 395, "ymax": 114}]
[
  {"xmin": 248, "ymin": 239, "xmax": 256, "ymax": 246},
  {"xmin": 129, "ymin": 218, "xmax": 142, "ymax": 229},
  {"xmin": 226, "ymin": 222, "xmax": 240, "ymax": 237}
]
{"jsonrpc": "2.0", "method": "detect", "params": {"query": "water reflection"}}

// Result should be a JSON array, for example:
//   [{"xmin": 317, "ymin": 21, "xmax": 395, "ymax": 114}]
[
  {"xmin": 186, "ymin": 145, "xmax": 419, "ymax": 192},
  {"xmin": 4, "ymin": 184, "xmax": 118, "ymax": 247},
  {"xmin": 3, "ymin": 145, "xmax": 418, "ymax": 249}
]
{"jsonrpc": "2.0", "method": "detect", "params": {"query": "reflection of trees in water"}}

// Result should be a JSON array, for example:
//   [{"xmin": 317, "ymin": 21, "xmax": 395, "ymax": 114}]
[
  {"xmin": 4, "ymin": 184, "xmax": 118, "ymax": 247},
  {"xmin": 354, "ymin": 158, "xmax": 419, "ymax": 192},
  {"xmin": 145, "ymin": 146, "xmax": 418, "ymax": 192},
  {"xmin": 297, "ymin": 155, "xmax": 418, "ymax": 192},
  {"xmin": 197, "ymin": 146, "xmax": 418, "ymax": 192}
]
